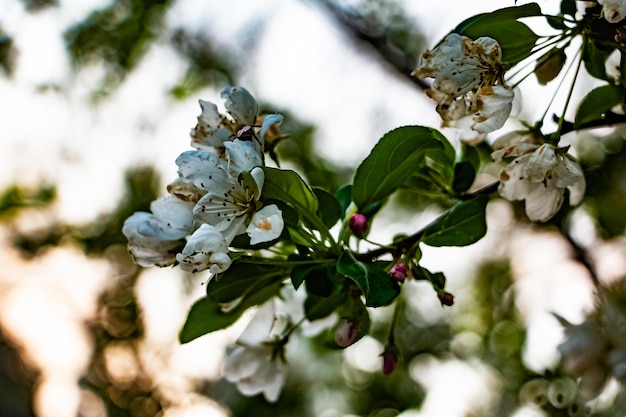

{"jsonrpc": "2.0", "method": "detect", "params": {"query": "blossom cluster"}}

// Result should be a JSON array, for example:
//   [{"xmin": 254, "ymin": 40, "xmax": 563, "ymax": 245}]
[
  {"xmin": 491, "ymin": 132, "xmax": 585, "ymax": 222},
  {"xmin": 412, "ymin": 33, "xmax": 514, "ymax": 143},
  {"xmin": 123, "ymin": 87, "xmax": 285, "ymax": 274}
]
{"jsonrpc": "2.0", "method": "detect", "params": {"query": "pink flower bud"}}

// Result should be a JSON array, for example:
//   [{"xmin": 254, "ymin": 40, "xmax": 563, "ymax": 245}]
[
  {"xmin": 389, "ymin": 263, "xmax": 408, "ymax": 282},
  {"xmin": 382, "ymin": 349, "xmax": 399, "ymax": 375},
  {"xmin": 349, "ymin": 214, "xmax": 368, "ymax": 238},
  {"xmin": 335, "ymin": 320, "xmax": 359, "ymax": 347},
  {"xmin": 439, "ymin": 291, "xmax": 455, "ymax": 307}
]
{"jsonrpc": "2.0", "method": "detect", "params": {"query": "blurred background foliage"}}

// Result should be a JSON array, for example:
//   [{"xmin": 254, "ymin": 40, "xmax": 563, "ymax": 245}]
[{"xmin": 2, "ymin": 0, "xmax": 626, "ymax": 416}]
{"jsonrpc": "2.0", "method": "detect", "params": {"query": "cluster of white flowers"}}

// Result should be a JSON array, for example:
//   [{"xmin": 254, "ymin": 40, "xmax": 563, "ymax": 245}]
[
  {"xmin": 123, "ymin": 87, "xmax": 284, "ymax": 274},
  {"xmin": 412, "ymin": 33, "xmax": 514, "ymax": 143},
  {"xmin": 598, "ymin": 0, "xmax": 626, "ymax": 23},
  {"xmin": 492, "ymin": 133, "xmax": 585, "ymax": 222}
]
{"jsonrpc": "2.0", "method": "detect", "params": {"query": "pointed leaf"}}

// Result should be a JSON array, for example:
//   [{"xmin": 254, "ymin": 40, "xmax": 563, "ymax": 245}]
[
  {"xmin": 422, "ymin": 195, "xmax": 489, "ymax": 246},
  {"xmin": 336, "ymin": 251, "xmax": 399, "ymax": 307},
  {"xmin": 353, "ymin": 126, "xmax": 445, "ymax": 209},
  {"xmin": 575, "ymin": 84, "xmax": 624, "ymax": 128}
]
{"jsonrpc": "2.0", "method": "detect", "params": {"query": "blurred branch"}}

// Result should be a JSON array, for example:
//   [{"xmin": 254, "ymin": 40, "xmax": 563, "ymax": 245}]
[{"xmin": 307, "ymin": 0, "xmax": 429, "ymax": 90}]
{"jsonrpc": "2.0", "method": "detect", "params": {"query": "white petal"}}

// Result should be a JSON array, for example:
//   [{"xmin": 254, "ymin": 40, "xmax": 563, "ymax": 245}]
[
  {"xmin": 149, "ymin": 197, "xmax": 195, "ymax": 237},
  {"xmin": 224, "ymin": 139, "xmax": 264, "ymax": 175},
  {"xmin": 555, "ymin": 155, "xmax": 583, "ymax": 188},
  {"xmin": 599, "ymin": 0, "xmax": 626, "ymax": 22},
  {"xmin": 498, "ymin": 155, "xmax": 533, "ymax": 201},
  {"xmin": 247, "ymin": 205, "xmax": 284, "ymax": 245},
  {"xmin": 190, "ymin": 99, "xmax": 235, "ymax": 149},
  {"xmin": 260, "ymin": 113, "xmax": 283, "ymax": 143},
  {"xmin": 237, "ymin": 301, "xmax": 276, "ymax": 347},
  {"xmin": 221, "ymin": 86, "xmax": 258, "ymax": 126},
  {"xmin": 176, "ymin": 224, "xmax": 231, "ymax": 273},
  {"xmin": 223, "ymin": 346, "xmax": 263, "ymax": 381},
  {"xmin": 524, "ymin": 144, "xmax": 557, "ymax": 183},
  {"xmin": 176, "ymin": 150, "xmax": 229, "ymax": 190},
  {"xmin": 123, "ymin": 212, "xmax": 183, "ymax": 267},
  {"xmin": 472, "ymin": 86, "xmax": 514, "ymax": 133},
  {"xmin": 568, "ymin": 174, "xmax": 586, "ymax": 206},
  {"xmin": 525, "ymin": 183, "xmax": 564, "ymax": 222}
]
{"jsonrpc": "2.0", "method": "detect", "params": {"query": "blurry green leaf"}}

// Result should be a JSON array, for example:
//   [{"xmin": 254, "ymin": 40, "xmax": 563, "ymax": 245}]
[
  {"xmin": 304, "ymin": 288, "xmax": 346, "ymax": 321},
  {"xmin": 336, "ymin": 185, "xmax": 353, "ymax": 219},
  {"xmin": 583, "ymin": 39, "xmax": 612, "ymax": 81},
  {"xmin": 575, "ymin": 84, "xmax": 624, "ymax": 128},
  {"xmin": 422, "ymin": 195, "xmax": 489, "ymax": 246},
  {"xmin": 336, "ymin": 251, "xmax": 399, "ymax": 307},
  {"xmin": 561, "ymin": 0, "xmax": 577, "ymax": 16},
  {"xmin": 534, "ymin": 48, "xmax": 567, "ymax": 85},
  {"xmin": 414, "ymin": 265, "xmax": 446, "ymax": 290},
  {"xmin": 263, "ymin": 167, "xmax": 319, "ymax": 215},
  {"xmin": 180, "ymin": 279, "xmax": 282, "ymax": 343},
  {"xmin": 313, "ymin": 187, "xmax": 342, "ymax": 228},
  {"xmin": 206, "ymin": 262, "xmax": 290, "ymax": 303},
  {"xmin": 353, "ymin": 126, "xmax": 445, "ymax": 209},
  {"xmin": 452, "ymin": 161, "xmax": 476, "ymax": 193},
  {"xmin": 304, "ymin": 264, "xmax": 335, "ymax": 297},
  {"xmin": 454, "ymin": 3, "xmax": 541, "ymax": 65}
]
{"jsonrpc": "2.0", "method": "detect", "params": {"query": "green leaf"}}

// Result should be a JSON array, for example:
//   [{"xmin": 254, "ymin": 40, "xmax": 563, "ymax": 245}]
[
  {"xmin": 336, "ymin": 251, "xmax": 400, "ymax": 307},
  {"xmin": 353, "ymin": 126, "xmax": 445, "ymax": 209},
  {"xmin": 414, "ymin": 265, "xmax": 447, "ymax": 290},
  {"xmin": 575, "ymin": 84, "xmax": 624, "ymax": 129},
  {"xmin": 452, "ymin": 161, "xmax": 476, "ymax": 193},
  {"xmin": 582, "ymin": 39, "xmax": 613, "ymax": 81},
  {"xmin": 206, "ymin": 262, "xmax": 290, "ymax": 303},
  {"xmin": 179, "ymin": 278, "xmax": 282, "ymax": 343},
  {"xmin": 304, "ymin": 288, "xmax": 347, "ymax": 321},
  {"xmin": 335, "ymin": 185, "xmax": 352, "ymax": 219},
  {"xmin": 454, "ymin": 3, "xmax": 541, "ymax": 65},
  {"xmin": 262, "ymin": 167, "xmax": 319, "ymax": 214},
  {"xmin": 422, "ymin": 195, "xmax": 489, "ymax": 246},
  {"xmin": 313, "ymin": 187, "xmax": 342, "ymax": 228}
]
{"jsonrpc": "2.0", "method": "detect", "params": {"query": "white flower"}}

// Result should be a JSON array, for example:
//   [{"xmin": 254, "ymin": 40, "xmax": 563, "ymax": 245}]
[
  {"xmin": 176, "ymin": 223, "xmax": 231, "ymax": 273},
  {"xmin": 494, "ymin": 142, "xmax": 585, "ymax": 222},
  {"xmin": 223, "ymin": 300, "xmax": 288, "ymax": 402},
  {"xmin": 413, "ymin": 33, "xmax": 503, "ymax": 100},
  {"xmin": 191, "ymin": 86, "xmax": 283, "ymax": 152},
  {"xmin": 176, "ymin": 139, "xmax": 284, "ymax": 245},
  {"xmin": 438, "ymin": 85, "xmax": 514, "ymax": 143},
  {"xmin": 246, "ymin": 204, "xmax": 284, "ymax": 245},
  {"xmin": 122, "ymin": 196, "xmax": 195, "ymax": 267},
  {"xmin": 598, "ymin": 0, "xmax": 626, "ymax": 23},
  {"xmin": 413, "ymin": 33, "xmax": 511, "ymax": 143}
]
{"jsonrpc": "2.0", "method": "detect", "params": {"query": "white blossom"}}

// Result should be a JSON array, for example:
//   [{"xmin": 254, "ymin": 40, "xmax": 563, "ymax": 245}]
[
  {"xmin": 598, "ymin": 0, "xmax": 626, "ymax": 23},
  {"xmin": 413, "ymin": 33, "xmax": 511, "ymax": 142},
  {"xmin": 439, "ymin": 85, "xmax": 514, "ymax": 143},
  {"xmin": 413, "ymin": 33, "xmax": 503, "ymax": 100},
  {"xmin": 176, "ymin": 223, "xmax": 231, "ymax": 273},
  {"xmin": 223, "ymin": 301, "xmax": 288, "ymax": 402},
  {"xmin": 191, "ymin": 86, "xmax": 283, "ymax": 152},
  {"xmin": 122, "ymin": 196, "xmax": 195, "ymax": 267},
  {"xmin": 494, "ymin": 141, "xmax": 585, "ymax": 222}
]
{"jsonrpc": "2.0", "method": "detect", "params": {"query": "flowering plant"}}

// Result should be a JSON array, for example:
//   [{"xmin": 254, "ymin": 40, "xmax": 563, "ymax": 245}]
[{"xmin": 122, "ymin": 1, "xmax": 626, "ymax": 412}]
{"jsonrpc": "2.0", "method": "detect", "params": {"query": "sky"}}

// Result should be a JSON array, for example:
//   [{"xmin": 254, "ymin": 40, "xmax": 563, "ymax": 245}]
[{"xmin": 0, "ymin": 0, "xmax": 602, "ymax": 416}]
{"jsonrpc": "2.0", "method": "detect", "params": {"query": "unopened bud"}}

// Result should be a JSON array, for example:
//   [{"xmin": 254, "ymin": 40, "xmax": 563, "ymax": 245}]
[
  {"xmin": 334, "ymin": 320, "xmax": 359, "ymax": 347},
  {"xmin": 349, "ymin": 214, "xmax": 368, "ymax": 238},
  {"xmin": 382, "ymin": 348, "xmax": 399, "ymax": 375},
  {"xmin": 389, "ymin": 263, "xmax": 408, "ymax": 282},
  {"xmin": 439, "ymin": 291, "xmax": 454, "ymax": 307}
]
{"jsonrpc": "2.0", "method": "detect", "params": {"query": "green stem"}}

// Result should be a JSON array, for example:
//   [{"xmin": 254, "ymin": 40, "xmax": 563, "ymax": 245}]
[{"xmin": 553, "ymin": 47, "xmax": 583, "ymax": 144}]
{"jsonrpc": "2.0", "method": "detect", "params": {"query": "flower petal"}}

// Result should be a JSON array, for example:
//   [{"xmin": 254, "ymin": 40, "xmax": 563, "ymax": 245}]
[
  {"xmin": 190, "ymin": 99, "xmax": 235, "ymax": 149},
  {"xmin": 176, "ymin": 150, "xmax": 229, "ymax": 191},
  {"xmin": 525, "ymin": 182, "xmax": 564, "ymax": 222},
  {"xmin": 524, "ymin": 144, "xmax": 557, "ymax": 183},
  {"xmin": 472, "ymin": 86, "xmax": 514, "ymax": 133},
  {"xmin": 221, "ymin": 86, "xmax": 258, "ymax": 126},
  {"xmin": 176, "ymin": 224, "xmax": 231, "ymax": 273},
  {"xmin": 246, "ymin": 204, "xmax": 284, "ymax": 245}
]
